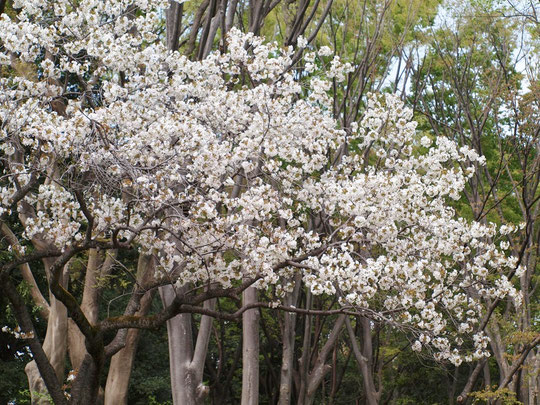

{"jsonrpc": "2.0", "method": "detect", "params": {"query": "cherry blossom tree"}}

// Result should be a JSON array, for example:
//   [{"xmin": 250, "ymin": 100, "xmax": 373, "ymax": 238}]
[{"xmin": 0, "ymin": 0, "xmax": 524, "ymax": 404}]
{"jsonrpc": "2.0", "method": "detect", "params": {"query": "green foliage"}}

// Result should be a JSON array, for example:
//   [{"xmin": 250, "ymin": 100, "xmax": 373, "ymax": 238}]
[
  {"xmin": 471, "ymin": 386, "xmax": 523, "ymax": 405},
  {"xmin": 11, "ymin": 389, "xmax": 53, "ymax": 405},
  {"xmin": 126, "ymin": 297, "xmax": 172, "ymax": 405},
  {"xmin": 147, "ymin": 395, "xmax": 172, "ymax": 405},
  {"xmin": 0, "ymin": 287, "xmax": 45, "ymax": 405},
  {"xmin": 0, "ymin": 363, "xmax": 30, "ymax": 404}
]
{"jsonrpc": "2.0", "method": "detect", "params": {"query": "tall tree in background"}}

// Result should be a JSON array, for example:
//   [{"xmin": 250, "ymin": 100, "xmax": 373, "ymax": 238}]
[{"xmin": 411, "ymin": 1, "xmax": 540, "ymax": 403}]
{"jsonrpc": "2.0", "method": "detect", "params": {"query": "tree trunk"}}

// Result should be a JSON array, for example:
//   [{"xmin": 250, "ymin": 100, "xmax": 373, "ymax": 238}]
[
  {"xmin": 25, "ymin": 264, "xmax": 69, "ymax": 405},
  {"xmin": 161, "ymin": 285, "xmax": 197, "ymax": 404},
  {"xmin": 104, "ymin": 289, "xmax": 155, "ymax": 404},
  {"xmin": 278, "ymin": 276, "xmax": 301, "ymax": 405},
  {"xmin": 297, "ymin": 290, "xmax": 313, "ymax": 405},
  {"xmin": 278, "ymin": 308, "xmax": 296, "ymax": 405},
  {"xmin": 70, "ymin": 353, "xmax": 103, "ymax": 405},
  {"xmin": 68, "ymin": 249, "xmax": 103, "ymax": 370},
  {"xmin": 166, "ymin": 0, "xmax": 184, "ymax": 52},
  {"xmin": 529, "ymin": 352, "xmax": 540, "ymax": 405},
  {"xmin": 486, "ymin": 325, "xmax": 510, "ymax": 386},
  {"xmin": 242, "ymin": 286, "xmax": 260, "ymax": 405},
  {"xmin": 160, "ymin": 285, "xmax": 214, "ymax": 405},
  {"xmin": 303, "ymin": 315, "xmax": 346, "ymax": 405},
  {"xmin": 104, "ymin": 253, "xmax": 154, "ymax": 404},
  {"xmin": 345, "ymin": 317, "xmax": 380, "ymax": 405}
]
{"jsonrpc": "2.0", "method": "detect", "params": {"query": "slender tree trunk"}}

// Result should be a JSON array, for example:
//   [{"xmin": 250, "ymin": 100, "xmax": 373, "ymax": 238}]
[
  {"xmin": 303, "ymin": 315, "xmax": 346, "ymax": 405},
  {"xmin": 163, "ymin": 4, "xmax": 214, "ymax": 402},
  {"xmin": 529, "ymin": 352, "xmax": 540, "ymax": 405},
  {"xmin": 225, "ymin": 0, "xmax": 238, "ymax": 32},
  {"xmin": 486, "ymin": 325, "xmax": 510, "ymax": 386},
  {"xmin": 345, "ymin": 317, "xmax": 380, "ymax": 405},
  {"xmin": 297, "ymin": 290, "xmax": 313, "ymax": 405},
  {"xmin": 278, "ymin": 276, "xmax": 302, "ymax": 405},
  {"xmin": 201, "ymin": 5, "xmax": 223, "ymax": 59},
  {"xmin": 1, "ymin": 276, "xmax": 68, "ymax": 405},
  {"xmin": 166, "ymin": 0, "xmax": 184, "ymax": 52},
  {"xmin": 242, "ymin": 286, "xmax": 260, "ymax": 405},
  {"xmin": 279, "ymin": 309, "xmax": 296, "ymax": 405}
]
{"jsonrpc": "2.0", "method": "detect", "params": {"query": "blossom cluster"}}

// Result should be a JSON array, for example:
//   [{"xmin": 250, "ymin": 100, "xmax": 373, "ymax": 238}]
[{"xmin": 1, "ymin": 325, "xmax": 35, "ymax": 340}]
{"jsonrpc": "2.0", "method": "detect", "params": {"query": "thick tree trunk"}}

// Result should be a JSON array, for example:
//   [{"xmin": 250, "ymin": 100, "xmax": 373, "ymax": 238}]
[
  {"xmin": 25, "ymin": 265, "xmax": 69, "ymax": 405},
  {"xmin": 70, "ymin": 353, "xmax": 103, "ymax": 405},
  {"xmin": 160, "ymin": 285, "xmax": 214, "ymax": 405},
  {"xmin": 161, "ymin": 285, "xmax": 197, "ymax": 404},
  {"xmin": 68, "ymin": 249, "xmax": 103, "ymax": 370},
  {"xmin": 242, "ymin": 286, "xmax": 260, "ymax": 405}
]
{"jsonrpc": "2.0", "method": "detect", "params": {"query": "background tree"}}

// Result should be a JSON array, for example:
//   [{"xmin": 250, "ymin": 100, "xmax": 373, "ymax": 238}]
[{"xmin": 411, "ymin": 1, "xmax": 540, "ymax": 403}]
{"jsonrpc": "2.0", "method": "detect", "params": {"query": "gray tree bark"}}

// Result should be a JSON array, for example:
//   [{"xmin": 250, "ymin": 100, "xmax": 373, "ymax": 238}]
[
  {"xmin": 25, "ymin": 263, "xmax": 69, "ymax": 405},
  {"xmin": 345, "ymin": 317, "xmax": 381, "ymax": 405},
  {"xmin": 160, "ymin": 285, "xmax": 214, "ymax": 405},
  {"xmin": 242, "ymin": 286, "xmax": 260, "ymax": 405},
  {"xmin": 303, "ymin": 315, "xmax": 346, "ymax": 405},
  {"xmin": 278, "ymin": 276, "xmax": 302, "ymax": 405}
]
